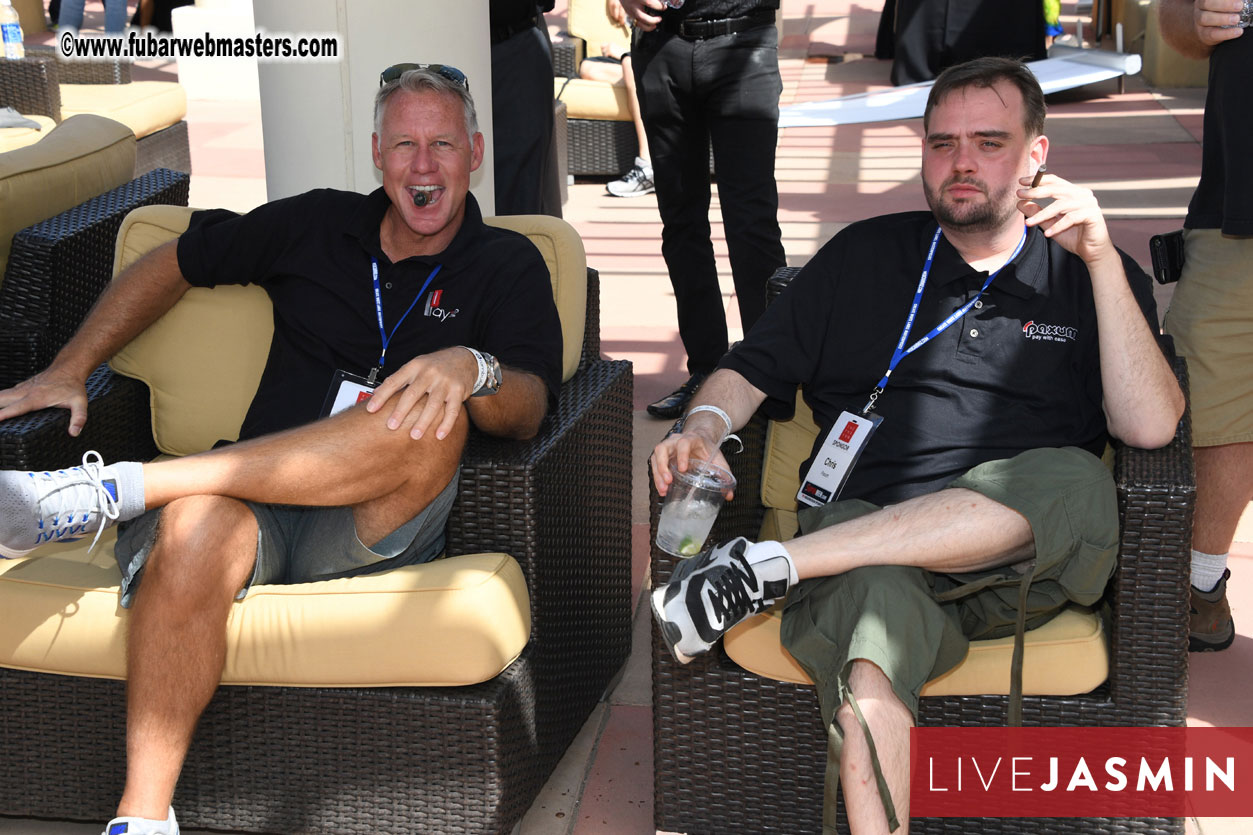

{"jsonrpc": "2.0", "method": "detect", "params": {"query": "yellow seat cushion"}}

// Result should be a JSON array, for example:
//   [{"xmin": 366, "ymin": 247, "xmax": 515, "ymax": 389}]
[
  {"xmin": 0, "ymin": 532, "xmax": 530, "ymax": 687},
  {"xmin": 0, "ymin": 113, "xmax": 135, "ymax": 279},
  {"xmin": 724, "ymin": 603, "xmax": 1109, "ymax": 697},
  {"xmin": 555, "ymin": 77, "xmax": 631, "ymax": 122},
  {"xmin": 0, "ymin": 116, "xmax": 57, "ymax": 154},
  {"xmin": 60, "ymin": 81, "xmax": 188, "ymax": 140},
  {"xmin": 741, "ymin": 387, "xmax": 1110, "ymax": 697},
  {"xmin": 109, "ymin": 206, "xmax": 589, "ymax": 457}
]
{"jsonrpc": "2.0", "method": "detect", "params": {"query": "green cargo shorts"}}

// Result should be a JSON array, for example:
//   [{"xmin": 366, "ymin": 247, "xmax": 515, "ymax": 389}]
[{"xmin": 777, "ymin": 447, "xmax": 1119, "ymax": 831}]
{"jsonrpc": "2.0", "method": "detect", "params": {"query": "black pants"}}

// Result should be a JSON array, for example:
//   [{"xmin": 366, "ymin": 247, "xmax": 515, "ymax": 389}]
[
  {"xmin": 633, "ymin": 23, "xmax": 786, "ymax": 375},
  {"xmin": 491, "ymin": 22, "xmax": 560, "ymax": 217},
  {"xmin": 880, "ymin": 0, "xmax": 1046, "ymax": 86}
]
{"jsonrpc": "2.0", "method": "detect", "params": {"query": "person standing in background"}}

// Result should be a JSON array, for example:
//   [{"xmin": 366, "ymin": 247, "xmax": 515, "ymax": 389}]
[
  {"xmin": 1159, "ymin": 0, "xmax": 1253, "ymax": 652},
  {"xmin": 490, "ymin": 0, "xmax": 563, "ymax": 216},
  {"xmin": 57, "ymin": 0, "xmax": 128, "ymax": 33},
  {"xmin": 622, "ymin": 0, "xmax": 786, "ymax": 420}
]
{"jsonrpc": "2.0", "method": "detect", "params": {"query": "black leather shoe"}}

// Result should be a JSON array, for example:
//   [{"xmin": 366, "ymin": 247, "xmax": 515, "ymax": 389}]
[{"xmin": 647, "ymin": 372, "xmax": 709, "ymax": 419}]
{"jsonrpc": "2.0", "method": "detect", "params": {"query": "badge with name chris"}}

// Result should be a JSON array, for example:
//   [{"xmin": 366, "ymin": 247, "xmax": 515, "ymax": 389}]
[
  {"xmin": 797, "ymin": 410, "xmax": 883, "ymax": 507},
  {"xmin": 321, "ymin": 369, "xmax": 378, "ymax": 418}
]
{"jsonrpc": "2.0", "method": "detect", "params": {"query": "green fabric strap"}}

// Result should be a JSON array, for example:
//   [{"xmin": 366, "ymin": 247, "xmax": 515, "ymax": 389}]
[
  {"xmin": 928, "ymin": 562, "xmax": 1040, "ymax": 728},
  {"xmin": 1007, "ymin": 565, "xmax": 1037, "ymax": 727},
  {"xmin": 848, "ymin": 690, "xmax": 901, "ymax": 832},
  {"xmin": 823, "ymin": 721, "xmax": 843, "ymax": 835}
]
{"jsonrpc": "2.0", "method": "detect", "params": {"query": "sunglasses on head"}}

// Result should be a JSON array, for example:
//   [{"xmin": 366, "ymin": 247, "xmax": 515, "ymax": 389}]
[{"xmin": 379, "ymin": 63, "xmax": 470, "ymax": 90}]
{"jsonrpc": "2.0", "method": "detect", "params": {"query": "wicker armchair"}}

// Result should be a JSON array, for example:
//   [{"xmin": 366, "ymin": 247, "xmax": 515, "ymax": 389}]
[
  {"xmin": 650, "ymin": 267, "xmax": 1194, "ymax": 835},
  {"xmin": 0, "ymin": 215, "xmax": 634, "ymax": 833},
  {"xmin": 552, "ymin": 0, "xmax": 639, "ymax": 177},
  {"xmin": 0, "ymin": 47, "xmax": 190, "ymax": 176},
  {"xmin": 0, "ymin": 167, "xmax": 190, "ymax": 391}
]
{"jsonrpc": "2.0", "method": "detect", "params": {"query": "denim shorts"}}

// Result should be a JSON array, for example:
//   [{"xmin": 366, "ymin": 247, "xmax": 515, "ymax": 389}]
[{"xmin": 113, "ymin": 472, "xmax": 460, "ymax": 608}]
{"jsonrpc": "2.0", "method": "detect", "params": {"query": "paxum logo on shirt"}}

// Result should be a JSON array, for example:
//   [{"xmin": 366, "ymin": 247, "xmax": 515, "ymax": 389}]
[
  {"xmin": 1022, "ymin": 320, "xmax": 1077, "ymax": 343},
  {"xmin": 423, "ymin": 289, "xmax": 459, "ymax": 322}
]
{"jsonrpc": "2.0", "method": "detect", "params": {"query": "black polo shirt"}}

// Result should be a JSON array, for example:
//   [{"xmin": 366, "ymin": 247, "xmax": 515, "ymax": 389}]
[
  {"xmin": 667, "ymin": 1, "xmax": 781, "ymax": 21},
  {"xmin": 721, "ymin": 211, "xmax": 1159, "ymax": 506},
  {"xmin": 1185, "ymin": 30, "xmax": 1253, "ymax": 236},
  {"xmin": 176, "ymin": 189, "xmax": 562, "ymax": 442}
]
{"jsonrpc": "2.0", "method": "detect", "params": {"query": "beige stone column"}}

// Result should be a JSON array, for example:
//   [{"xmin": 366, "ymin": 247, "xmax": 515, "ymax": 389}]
[{"xmin": 251, "ymin": 0, "xmax": 495, "ymax": 211}]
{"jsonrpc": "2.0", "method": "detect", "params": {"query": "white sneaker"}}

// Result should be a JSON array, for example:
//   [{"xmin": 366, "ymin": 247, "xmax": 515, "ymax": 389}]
[
  {"xmin": 606, "ymin": 157, "xmax": 655, "ymax": 198},
  {"xmin": 651, "ymin": 536, "xmax": 797, "ymax": 663},
  {"xmin": 0, "ymin": 451, "xmax": 140, "ymax": 558},
  {"xmin": 103, "ymin": 806, "xmax": 179, "ymax": 835}
]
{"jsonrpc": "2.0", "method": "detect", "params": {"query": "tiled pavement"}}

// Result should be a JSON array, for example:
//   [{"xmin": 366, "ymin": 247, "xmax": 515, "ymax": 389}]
[{"xmin": 4, "ymin": 1, "xmax": 1251, "ymax": 833}]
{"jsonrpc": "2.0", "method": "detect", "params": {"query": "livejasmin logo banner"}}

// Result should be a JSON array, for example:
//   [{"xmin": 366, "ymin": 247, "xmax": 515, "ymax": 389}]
[{"xmin": 911, "ymin": 727, "xmax": 1253, "ymax": 818}]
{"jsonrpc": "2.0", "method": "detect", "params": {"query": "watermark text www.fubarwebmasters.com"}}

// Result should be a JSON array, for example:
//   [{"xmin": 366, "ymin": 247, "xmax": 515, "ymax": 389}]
[{"xmin": 57, "ymin": 28, "xmax": 341, "ymax": 61}]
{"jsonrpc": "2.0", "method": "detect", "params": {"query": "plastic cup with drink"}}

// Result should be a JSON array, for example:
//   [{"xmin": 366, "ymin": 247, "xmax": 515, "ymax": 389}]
[{"xmin": 655, "ymin": 459, "xmax": 735, "ymax": 557}]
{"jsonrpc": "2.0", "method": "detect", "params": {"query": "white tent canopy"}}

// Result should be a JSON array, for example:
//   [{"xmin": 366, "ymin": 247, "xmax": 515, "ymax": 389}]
[{"xmin": 778, "ymin": 47, "xmax": 1143, "ymax": 129}]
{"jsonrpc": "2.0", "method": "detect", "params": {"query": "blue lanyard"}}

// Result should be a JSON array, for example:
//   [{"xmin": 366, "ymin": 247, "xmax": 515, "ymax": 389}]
[
  {"xmin": 862, "ymin": 225, "xmax": 1028, "ymax": 414},
  {"xmin": 369, "ymin": 258, "xmax": 441, "ymax": 383}
]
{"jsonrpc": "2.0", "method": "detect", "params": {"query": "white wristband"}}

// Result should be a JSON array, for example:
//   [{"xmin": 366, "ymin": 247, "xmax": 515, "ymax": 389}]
[
  {"xmin": 461, "ymin": 346, "xmax": 488, "ymax": 395},
  {"xmin": 684, "ymin": 404, "xmax": 733, "ymax": 438}
]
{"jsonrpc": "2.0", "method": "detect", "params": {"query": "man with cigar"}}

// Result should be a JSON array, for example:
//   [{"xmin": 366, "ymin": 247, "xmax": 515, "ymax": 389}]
[
  {"xmin": 650, "ymin": 57, "xmax": 1183, "ymax": 832},
  {"xmin": 0, "ymin": 66, "xmax": 560, "ymax": 835}
]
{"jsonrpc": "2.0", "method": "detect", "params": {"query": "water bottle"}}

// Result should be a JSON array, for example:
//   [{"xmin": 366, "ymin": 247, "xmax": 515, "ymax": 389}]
[{"xmin": 0, "ymin": 0, "xmax": 24, "ymax": 60}]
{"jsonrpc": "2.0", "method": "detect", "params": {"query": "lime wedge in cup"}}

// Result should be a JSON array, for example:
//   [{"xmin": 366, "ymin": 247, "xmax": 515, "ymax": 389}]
[{"xmin": 678, "ymin": 536, "xmax": 701, "ymax": 556}]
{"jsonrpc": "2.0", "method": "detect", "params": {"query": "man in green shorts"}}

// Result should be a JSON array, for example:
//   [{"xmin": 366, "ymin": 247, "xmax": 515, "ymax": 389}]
[{"xmin": 649, "ymin": 57, "xmax": 1184, "ymax": 834}]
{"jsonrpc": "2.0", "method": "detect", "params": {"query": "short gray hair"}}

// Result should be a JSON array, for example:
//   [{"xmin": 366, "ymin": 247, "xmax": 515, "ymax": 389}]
[{"xmin": 374, "ymin": 67, "xmax": 479, "ymax": 141}]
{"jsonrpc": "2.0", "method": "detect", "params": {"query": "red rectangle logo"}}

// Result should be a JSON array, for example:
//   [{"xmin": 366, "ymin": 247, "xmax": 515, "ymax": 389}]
[
  {"xmin": 839, "ymin": 421, "xmax": 858, "ymax": 443},
  {"xmin": 911, "ymin": 727, "xmax": 1253, "ymax": 818}
]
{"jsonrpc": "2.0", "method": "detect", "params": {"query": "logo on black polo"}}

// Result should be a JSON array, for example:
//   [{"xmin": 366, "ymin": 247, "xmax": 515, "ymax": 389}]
[
  {"xmin": 1022, "ymin": 320, "xmax": 1077, "ymax": 343},
  {"xmin": 423, "ymin": 289, "xmax": 459, "ymax": 322}
]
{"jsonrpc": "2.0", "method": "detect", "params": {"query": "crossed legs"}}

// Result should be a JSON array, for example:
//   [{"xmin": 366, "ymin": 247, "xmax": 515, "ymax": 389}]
[{"xmin": 114, "ymin": 400, "xmax": 467, "ymax": 819}]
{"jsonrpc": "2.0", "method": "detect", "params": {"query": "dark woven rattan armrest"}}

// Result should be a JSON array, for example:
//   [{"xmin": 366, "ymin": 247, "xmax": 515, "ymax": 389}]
[
  {"xmin": 448, "ymin": 357, "xmax": 634, "ymax": 651},
  {"xmin": 1106, "ymin": 353, "xmax": 1193, "ymax": 721},
  {"xmin": 0, "ymin": 168, "xmax": 191, "ymax": 391},
  {"xmin": 0, "ymin": 54, "xmax": 61, "ymax": 120},
  {"xmin": 24, "ymin": 43, "xmax": 132, "ymax": 84},
  {"xmin": 552, "ymin": 39, "xmax": 580, "ymax": 78},
  {"xmin": 0, "ymin": 363, "xmax": 158, "ymax": 472}
]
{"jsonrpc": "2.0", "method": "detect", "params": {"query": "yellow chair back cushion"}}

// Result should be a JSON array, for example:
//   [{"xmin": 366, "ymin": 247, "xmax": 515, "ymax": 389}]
[
  {"xmin": 59, "ymin": 81, "xmax": 187, "ymax": 140},
  {"xmin": 0, "ymin": 114, "xmax": 135, "ymax": 279},
  {"xmin": 567, "ymin": 0, "xmax": 631, "ymax": 58}
]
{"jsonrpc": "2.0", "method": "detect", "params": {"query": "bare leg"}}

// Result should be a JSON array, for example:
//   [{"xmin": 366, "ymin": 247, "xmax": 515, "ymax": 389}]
[
  {"xmin": 1192, "ymin": 443, "xmax": 1253, "ymax": 557},
  {"xmin": 115, "ymin": 496, "xmax": 258, "ymax": 819},
  {"xmin": 838, "ymin": 660, "xmax": 913, "ymax": 835},
  {"xmin": 141, "ymin": 398, "xmax": 468, "ymax": 544},
  {"xmin": 113, "ymin": 402, "xmax": 467, "ymax": 818},
  {"xmin": 786, "ymin": 488, "xmax": 1035, "ymax": 580}
]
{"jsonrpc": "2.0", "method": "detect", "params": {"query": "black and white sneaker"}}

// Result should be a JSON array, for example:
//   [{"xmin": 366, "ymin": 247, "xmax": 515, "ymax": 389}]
[
  {"xmin": 606, "ymin": 157, "xmax": 655, "ymax": 198},
  {"xmin": 651, "ymin": 536, "xmax": 797, "ymax": 663}
]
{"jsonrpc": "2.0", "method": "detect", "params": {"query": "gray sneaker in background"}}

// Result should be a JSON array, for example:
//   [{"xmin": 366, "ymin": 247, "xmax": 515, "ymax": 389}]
[{"xmin": 607, "ymin": 157, "xmax": 655, "ymax": 198}]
